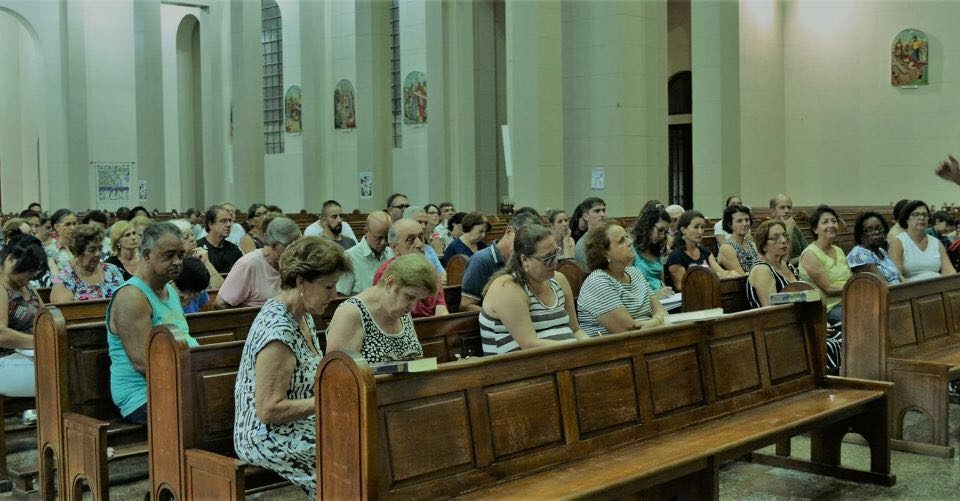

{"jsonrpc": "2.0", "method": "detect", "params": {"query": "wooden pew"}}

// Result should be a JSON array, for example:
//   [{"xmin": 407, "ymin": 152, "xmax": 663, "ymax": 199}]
[
  {"xmin": 681, "ymin": 267, "xmax": 750, "ymax": 313},
  {"xmin": 146, "ymin": 309, "xmax": 482, "ymax": 500},
  {"xmin": 315, "ymin": 301, "xmax": 895, "ymax": 498},
  {"xmin": 34, "ymin": 306, "xmax": 261, "ymax": 500},
  {"xmin": 557, "ymin": 259, "xmax": 586, "ymax": 299},
  {"xmin": 445, "ymin": 253, "xmax": 468, "ymax": 287},
  {"xmin": 36, "ymin": 288, "xmax": 50, "ymax": 304},
  {"xmin": 842, "ymin": 272, "xmax": 960, "ymax": 457}
]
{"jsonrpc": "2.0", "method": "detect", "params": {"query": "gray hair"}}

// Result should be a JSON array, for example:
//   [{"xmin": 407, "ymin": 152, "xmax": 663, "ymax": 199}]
[
  {"xmin": 141, "ymin": 222, "xmax": 181, "ymax": 253},
  {"xmin": 402, "ymin": 205, "xmax": 425, "ymax": 219},
  {"xmin": 388, "ymin": 219, "xmax": 420, "ymax": 245},
  {"xmin": 265, "ymin": 216, "xmax": 302, "ymax": 246},
  {"xmin": 509, "ymin": 211, "xmax": 541, "ymax": 232},
  {"xmin": 168, "ymin": 219, "xmax": 192, "ymax": 237}
]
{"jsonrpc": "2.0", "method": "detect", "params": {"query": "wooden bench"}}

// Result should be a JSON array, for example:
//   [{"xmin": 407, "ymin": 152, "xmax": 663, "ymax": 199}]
[
  {"xmin": 445, "ymin": 254, "xmax": 468, "ymax": 287},
  {"xmin": 146, "ymin": 309, "xmax": 482, "ymax": 500},
  {"xmin": 34, "ymin": 306, "xmax": 261, "ymax": 500},
  {"xmin": 843, "ymin": 272, "xmax": 960, "ymax": 457},
  {"xmin": 315, "ymin": 301, "xmax": 895, "ymax": 498},
  {"xmin": 557, "ymin": 259, "xmax": 586, "ymax": 299},
  {"xmin": 682, "ymin": 267, "xmax": 750, "ymax": 313}
]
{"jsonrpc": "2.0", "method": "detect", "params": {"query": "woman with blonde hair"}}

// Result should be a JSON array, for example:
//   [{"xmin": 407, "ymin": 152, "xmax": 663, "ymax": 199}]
[
  {"xmin": 326, "ymin": 254, "xmax": 438, "ymax": 363},
  {"xmin": 105, "ymin": 221, "xmax": 141, "ymax": 281}
]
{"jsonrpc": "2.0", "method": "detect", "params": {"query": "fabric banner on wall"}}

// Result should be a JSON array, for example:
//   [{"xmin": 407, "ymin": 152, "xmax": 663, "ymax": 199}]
[{"xmin": 93, "ymin": 161, "xmax": 136, "ymax": 211}]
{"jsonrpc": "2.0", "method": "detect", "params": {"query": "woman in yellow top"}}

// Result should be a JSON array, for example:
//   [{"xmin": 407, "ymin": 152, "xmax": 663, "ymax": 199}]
[{"xmin": 798, "ymin": 204, "xmax": 851, "ymax": 374}]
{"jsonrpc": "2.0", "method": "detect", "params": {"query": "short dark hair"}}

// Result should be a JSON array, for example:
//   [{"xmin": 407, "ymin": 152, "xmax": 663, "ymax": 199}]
[
  {"xmin": 81, "ymin": 210, "xmax": 108, "ymax": 226},
  {"xmin": 514, "ymin": 206, "xmax": 541, "ymax": 220},
  {"xmin": 447, "ymin": 212, "xmax": 466, "ymax": 233},
  {"xmin": 853, "ymin": 211, "xmax": 890, "ymax": 249},
  {"xmin": 184, "ymin": 208, "xmax": 200, "ymax": 219},
  {"xmin": 68, "ymin": 224, "xmax": 105, "ymax": 256},
  {"xmin": 128, "ymin": 206, "xmax": 149, "ymax": 221},
  {"xmin": 580, "ymin": 197, "xmax": 606, "ymax": 213},
  {"xmin": 266, "ymin": 204, "xmax": 283, "ymax": 214},
  {"xmin": 115, "ymin": 207, "xmax": 131, "ymax": 221},
  {"xmin": 460, "ymin": 212, "xmax": 487, "ymax": 234},
  {"xmin": 175, "ymin": 256, "xmax": 210, "ymax": 293},
  {"xmin": 438, "ymin": 202, "xmax": 454, "ymax": 212},
  {"xmin": 892, "ymin": 199, "xmax": 911, "ymax": 223},
  {"xmin": 897, "ymin": 200, "xmax": 930, "ymax": 229},
  {"xmin": 19, "ymin": 210, "xmax": 40, "ymax": 220},
  {"xmin": 724, "ymin": 195, "xmax": 741, "ymax": 207},
  {"xmin": 204, "ymin": 205, "xmax": 227, "ymax": 231},
  {"xmin": 808, "ymin": 205, "xmax": 840, "ymax": 238},
  {"xmin": 721, "ymin": 204, "xmax": 753, "ymax": 234},
  {"xmin": 321, "ymin": 200, "xmax": 342, "ymax": 216},
  {"xmin": 931, "ymin": 210, "xmax": 954, "ymax": 226},
  {"xmin": 385, "ymin": 193, "xmax": 407, "ymax": 209},
  {"xmin": 27, "ymin": 202, "xmax": 41, "ymax": 211},
  {"xmin": 50, "ymin": 208, "xmax": 74, "ymax": 226},
  {"xmin": 0, "ymin": 233, "xmax": 47, "ymax": 276}
]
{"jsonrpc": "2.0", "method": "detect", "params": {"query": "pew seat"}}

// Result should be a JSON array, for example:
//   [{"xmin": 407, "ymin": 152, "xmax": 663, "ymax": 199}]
[{"xmin": 316, "ymin": 301, "xmax": 895, "ymax": 499}]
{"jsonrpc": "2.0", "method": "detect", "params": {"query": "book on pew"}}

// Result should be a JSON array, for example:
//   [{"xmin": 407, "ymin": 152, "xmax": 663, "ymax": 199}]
[
  {"xmin": 659, "ymin": 292, "xmax": 683, "ymax": 311},
  {"xmin": 664, "ymin": 308, "xmax": 724, "ymax": 325},
  {"xmin": 769, "ymin": 289, "xmax": 821, "ymax": 305},
  {"xmin": 371, "ymin": 357, "xmax": 438, "ymax": 375}
]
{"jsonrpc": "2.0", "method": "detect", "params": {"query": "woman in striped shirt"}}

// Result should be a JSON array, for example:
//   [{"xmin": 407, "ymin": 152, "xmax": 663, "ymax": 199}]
[
  {"xmin": 577, "ymin": 221, "xmax": 667, "ymax": 337},
  {"xmin": 480, "ymin": 225, "xmax": 588, "ymax": 355}
]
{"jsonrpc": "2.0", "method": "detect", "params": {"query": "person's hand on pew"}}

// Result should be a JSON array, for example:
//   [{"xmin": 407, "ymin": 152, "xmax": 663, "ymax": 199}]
[
  {"xmin": 653, "ymin": 286, "xmax": 674, "ymax": 301},
  {"xmin": 935, "ymin": 154, "xmax": 960, "ymax": 185}
]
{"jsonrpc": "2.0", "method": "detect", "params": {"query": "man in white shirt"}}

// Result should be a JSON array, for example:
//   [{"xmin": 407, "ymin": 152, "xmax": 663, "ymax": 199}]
[
  {"xmin": 303, "ymin": 200, "xmax": 357, "ymax": 249},
  {"xmin": 336, "ymin": 211, "xmax": 394, "ymax": 295}
]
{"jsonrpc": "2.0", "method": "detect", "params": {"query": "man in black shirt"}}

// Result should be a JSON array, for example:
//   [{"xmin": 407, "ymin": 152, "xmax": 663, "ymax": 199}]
[{"xmin": 196, "ymin": 205, "xmax": 243, "ymax": 273}]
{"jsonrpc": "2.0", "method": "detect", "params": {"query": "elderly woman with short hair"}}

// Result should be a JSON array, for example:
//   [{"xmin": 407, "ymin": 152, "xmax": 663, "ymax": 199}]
[
  {"xmin": 577, "ymin": 220, "xmax": 666, "ymax": 337},
  {"xmin": 50, "ymin": 224, "xmax": 125, "ymax": 302},
  {"xmin": 326, "ymin": 254, "xmax": 438, "ymax": 362},
  {"xmin": 746, "ymin": 219, "xmax": 798, "ymax": 309},
  {"xmin": 441, "ymin": 211, "xmax": 488, "ymax": 266},
  {"xmin": 233, "ymin": 237, "xmax": 351, "ymax": 497}
]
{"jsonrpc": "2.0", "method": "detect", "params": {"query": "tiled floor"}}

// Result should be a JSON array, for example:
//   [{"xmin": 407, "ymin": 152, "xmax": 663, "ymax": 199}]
[{"xmin": 6, "ymin": 405, "xmax": 958, "ymax": 500}]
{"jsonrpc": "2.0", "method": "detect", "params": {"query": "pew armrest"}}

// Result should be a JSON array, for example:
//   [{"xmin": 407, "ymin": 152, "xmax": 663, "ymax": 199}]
[
  {"xmin": 822, "ymin": 375, "xmax": 894, "ymax": 393},
  {"xmin": 183, "ymin": 449, "xmax": 247, "ymax": 501},
  {"xmin": 62, "ymin": 412, "xmax": 110, "ymax": 499}
]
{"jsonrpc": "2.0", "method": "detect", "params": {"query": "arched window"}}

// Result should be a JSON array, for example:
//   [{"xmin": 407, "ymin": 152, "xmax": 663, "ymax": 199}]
[
  {"xmin": 668, "ymin": 71, "xmax": 691, "ymax": 115},
  {"xmin": 262, "ymin": 0, "xmax": 283, "ymax": 154}
]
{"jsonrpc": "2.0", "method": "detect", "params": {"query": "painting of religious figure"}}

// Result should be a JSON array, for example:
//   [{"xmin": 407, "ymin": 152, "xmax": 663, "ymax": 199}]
[
  {"xmin": 285, "ymin": 85, "xmax": 302, "ymax": 133},
  {"xmin": 334, "ymin": 79, "xmax": 356, "ymax": 129},
  {"xmin": 891, "ymin": 29, "xmax": 928, "ymax": 87},
  {"xmin": 403, "ymin": 71, "xmax": 427, "ymax": 125}
]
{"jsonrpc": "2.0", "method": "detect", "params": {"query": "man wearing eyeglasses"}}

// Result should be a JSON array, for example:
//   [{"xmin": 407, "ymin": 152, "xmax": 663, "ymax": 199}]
[
  {"xmin": 196, "ymin": 205, "xmax": 243, "ymax": 274},
  {"xmin": 386, "ymin": 193, "xmax": 410, "ymax": 222},
  {"xmin": 220, "ymin": 202, "xmax": 249, "ymax": 246}
]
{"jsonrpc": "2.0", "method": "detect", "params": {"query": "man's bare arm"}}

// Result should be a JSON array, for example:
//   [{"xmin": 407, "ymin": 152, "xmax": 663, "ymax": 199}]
[{"xmin": 109, "ymin": 286, "xmax": 153, "ymax": 373}]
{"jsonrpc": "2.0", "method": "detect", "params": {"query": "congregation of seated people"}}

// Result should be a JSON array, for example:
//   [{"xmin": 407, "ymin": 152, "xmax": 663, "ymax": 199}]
[{"xmin": 7, "ymin": 159, "xmax": 960, "ymax": 497}]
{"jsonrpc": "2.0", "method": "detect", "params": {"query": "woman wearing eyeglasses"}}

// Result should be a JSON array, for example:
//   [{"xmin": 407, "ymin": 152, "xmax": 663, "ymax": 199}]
[
  {"xmin": 888, "ymin": 200, "xmax": 956, "ymax": 282},
  {"xmin": 0, "ymin": 233, "xmax": 48, "ymax": 398},
  {"xmin": 577, "ymin": 221, "xmax": 666, "ymax": 337},
  {"xmin": 846, "ymin": 212, "xmax": 901, "ymax": 285},
  {"xmin": 746, "ymin": 220, "xmax": 798, "ymax": 308},
  {"xmin": 631, "ymin": 206, "xmax": 674, "ymax": 299},
  {"xmin": 479, "ymin": 225, "xmax": 587, "ymax": 355},
  {"xmin": 50, "ymin": 225, "xmax": 125, "ymax": 303}
]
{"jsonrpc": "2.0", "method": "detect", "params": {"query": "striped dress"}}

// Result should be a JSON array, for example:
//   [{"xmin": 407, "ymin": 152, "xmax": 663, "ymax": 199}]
[{"xmin": 480, "ymin": 277, "xmax": 576, "ymax": 355}]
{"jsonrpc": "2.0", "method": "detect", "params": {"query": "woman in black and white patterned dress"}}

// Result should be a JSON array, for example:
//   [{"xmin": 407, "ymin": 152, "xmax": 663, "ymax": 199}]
[
  {"xmin": 233, "ymin": 237, "xmax": 350, "ymax": 496},
  {"xmin": 326, "ymin": 254, "xmax": 438, "ymax": 363}
]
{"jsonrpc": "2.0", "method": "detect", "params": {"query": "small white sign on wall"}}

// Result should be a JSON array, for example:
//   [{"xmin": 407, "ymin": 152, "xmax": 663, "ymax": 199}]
[
  {"xmin": 359, "ymin": 171, "xmax": 373, "ymax": 199},
  {"xmin": 591, "ymin": 167, "xmax": 605, "ymax": 190}
]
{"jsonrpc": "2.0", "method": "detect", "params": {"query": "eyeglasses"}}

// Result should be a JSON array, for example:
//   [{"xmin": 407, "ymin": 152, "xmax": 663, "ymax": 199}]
[
  {"xmin": 216, "ymin": 218, "xmax": 234, "ymax": 225},
  {"xmin": 767, "ymin": 234, "xmax": 788, "ymax": 242},
  {"xmin": 391, "ymin": 204, "xmax": 411, "ymax": 211},
  {"xmin": 529, "ymin": 247, "xmax": 562, "ymax": 266},
  {"xmin": 910, "ymin": 212, "xmax": 929, "ymax": 219}
]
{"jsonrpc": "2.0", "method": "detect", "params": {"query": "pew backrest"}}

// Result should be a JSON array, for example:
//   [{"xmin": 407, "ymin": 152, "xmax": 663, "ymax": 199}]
[
  {"xmin": 446, "ymin": 254, "xmax": 468, "ymax": 287},
  {"xmin": 557, "ymin": 259, "xmax": 586, "ymax": 299},
  {"xmin": 316, "ymin": 301, "xmax": 829, "ymax": 498},
  {"xmin": 682, "ymin": 267, "xmax": 749, "ymax": 313}
]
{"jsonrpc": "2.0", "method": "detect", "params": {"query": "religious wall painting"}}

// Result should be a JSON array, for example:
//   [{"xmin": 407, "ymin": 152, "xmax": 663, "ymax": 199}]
[
  {"xmin": 334, "ymin": 79, "xmax": 357, "ymax": 129},
  {"xmin": 891, "ymin": 29, "xmax": 929, "ymax": 87},
  {"xmin": 403, "ymin": 71, "xmax": 427, "ymax": 125},
  {"xmin": 285, "ymin": 85, "xmax": 302, "ymax": 133}
]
